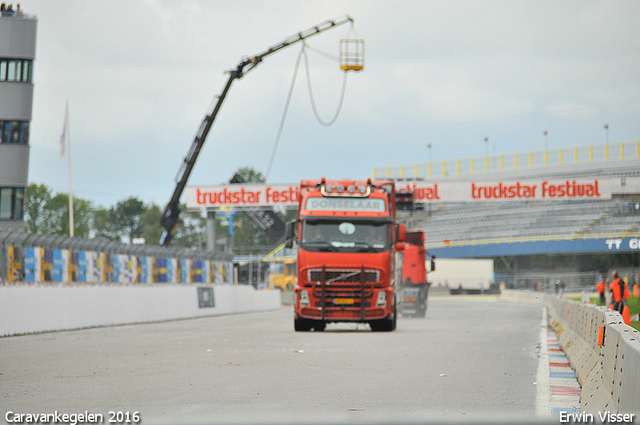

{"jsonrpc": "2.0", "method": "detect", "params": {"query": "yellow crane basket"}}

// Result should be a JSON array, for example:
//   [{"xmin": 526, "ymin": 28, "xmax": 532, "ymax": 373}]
[{"xmin": 340, "ymin": 36, "xmax": 364, "ymax": 72}]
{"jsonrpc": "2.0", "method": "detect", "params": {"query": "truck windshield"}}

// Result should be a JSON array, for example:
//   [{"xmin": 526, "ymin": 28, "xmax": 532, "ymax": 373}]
[{"xmin": 300, "ymin": 219, "xmax": 390, "ymax": 253}]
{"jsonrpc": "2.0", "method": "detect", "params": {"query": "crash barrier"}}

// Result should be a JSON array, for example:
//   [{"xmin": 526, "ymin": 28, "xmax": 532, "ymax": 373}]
[
  {"xmin": 0, "ymin": 284, "xmax": 281, "ymax": 337},
  {"xmin": 0, "ymin": 229, "xmax": 234, "ymax": 285},
  {"xmin": 500, "ymin": 290, "xmax": 640, "ymax": 415}
]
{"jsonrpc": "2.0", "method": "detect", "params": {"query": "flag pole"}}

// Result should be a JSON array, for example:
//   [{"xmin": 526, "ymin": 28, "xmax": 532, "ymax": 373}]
[{"xmin": 65, "ymin": 99, "xmax": 75, "ymax": 237}]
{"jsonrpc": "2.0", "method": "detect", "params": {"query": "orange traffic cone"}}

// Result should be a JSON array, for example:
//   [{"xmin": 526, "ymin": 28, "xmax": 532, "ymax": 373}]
[{"xmin": 622, "ymin": 306, "xmax": 631, "ymax": 326}]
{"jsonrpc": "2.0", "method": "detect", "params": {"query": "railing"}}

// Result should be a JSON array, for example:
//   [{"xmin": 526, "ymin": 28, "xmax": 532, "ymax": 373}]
[
  {"xmin": 0, "ymin": 229, "xmax": 233, "ymax": 285},
  {"xmin": 373, "ymin": 141, "xmax": 640, "ymax": 180}
]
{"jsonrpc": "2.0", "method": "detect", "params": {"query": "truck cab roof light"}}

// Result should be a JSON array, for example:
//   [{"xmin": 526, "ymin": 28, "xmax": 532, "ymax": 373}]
[{"xmin": 320, "ymin": 181, "xmax": 372, "ymax": 197}]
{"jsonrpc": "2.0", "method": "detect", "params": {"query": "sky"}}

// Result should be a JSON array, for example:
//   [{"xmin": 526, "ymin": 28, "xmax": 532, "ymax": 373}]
[{"xmin": 21, "ymin": 0, "xmax": 640, "ymax": 208}]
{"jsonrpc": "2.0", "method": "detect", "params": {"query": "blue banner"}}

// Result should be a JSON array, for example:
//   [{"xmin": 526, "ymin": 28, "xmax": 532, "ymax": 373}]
[{"xmin": 429, "ymin": 236, "xmax": 640, "ymax": 258}]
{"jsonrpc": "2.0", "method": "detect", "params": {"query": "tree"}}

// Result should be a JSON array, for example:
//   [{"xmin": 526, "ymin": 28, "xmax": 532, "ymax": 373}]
[
  {"xmin": 141, "ymin": 203, "xmax": 164, "ymax": 245},
  {"xmin": 110, "ymin": 196, "xmax": 145, "ymax": 243},
  {"xmin": 24, "ymin": 183, "xmax": 52, "ymax": 233},
  {"xmin": 172, "ymin": 206, "xmax": 206, "ymax": 248},
  {"xmin": 92, "ymin": 207, "xmax": 119, "ymax": 241},
  {"xmin": 24, "ymin": 183, "xmax": 93, "ymax": 237},
  {"xmin": 233, "ymin": 166, "xmax": 265, "ymax": 184}
]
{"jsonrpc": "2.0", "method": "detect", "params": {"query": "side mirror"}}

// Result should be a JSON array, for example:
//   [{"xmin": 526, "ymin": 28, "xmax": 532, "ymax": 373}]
[
  {"xmin": 396, "ymin": 223, "xmax": 406, "ymax": 242},
  {"xmin": 430, "ymin": 255, "xmax": 436, "ymax": 272},
  {"xmin": 284, "ymin": 219, "xmax": 297, "ymax": 248}
]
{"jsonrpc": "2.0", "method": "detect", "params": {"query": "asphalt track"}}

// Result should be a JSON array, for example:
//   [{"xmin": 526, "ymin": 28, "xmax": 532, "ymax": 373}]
[{"xmin": 1, "ymin": 297, "xmax": 546, "ymax": 424}]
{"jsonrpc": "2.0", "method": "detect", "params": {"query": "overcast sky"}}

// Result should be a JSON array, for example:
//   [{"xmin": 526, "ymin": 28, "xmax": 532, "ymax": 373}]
[{"xmin": 22, "ymin": 0, "xmax": 640, "ymax": 207}]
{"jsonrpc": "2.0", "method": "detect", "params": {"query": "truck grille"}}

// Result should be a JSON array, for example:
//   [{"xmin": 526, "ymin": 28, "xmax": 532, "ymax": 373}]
[
  {"xmin": 299, "ymin": 266, "xmax": 388, "ymax": 322},
  {"xmin": 311, "ymin": 284, "xmax": 374, "ymax": 306},
  {"xmin": 308, "ymin": 269, "xmax": 379, "ymax": 283}
]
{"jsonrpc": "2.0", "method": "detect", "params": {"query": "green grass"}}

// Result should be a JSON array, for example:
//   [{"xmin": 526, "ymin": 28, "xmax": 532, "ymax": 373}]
[{"xmin": 571, "ymin": 294, "xmax": 640, "ymax": 331}]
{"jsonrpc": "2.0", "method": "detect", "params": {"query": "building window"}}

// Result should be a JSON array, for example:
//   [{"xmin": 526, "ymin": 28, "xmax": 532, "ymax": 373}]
[
  {"xmin": 0, "ymin": 120, "xmax": 29, "ymax": 144},
  {"xmin": 0, "ymin": 187, "xmax": 24, "ymax": 220},
  {"xmin": 0, "ymin": 59, "xmax": 33, "ymax": 82}
]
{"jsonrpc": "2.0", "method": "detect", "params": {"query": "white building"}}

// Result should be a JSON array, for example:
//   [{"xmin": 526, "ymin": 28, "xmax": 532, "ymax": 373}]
[{"xmin": 0, "ymin": 6, "xmax": 36, "ymax": 231}]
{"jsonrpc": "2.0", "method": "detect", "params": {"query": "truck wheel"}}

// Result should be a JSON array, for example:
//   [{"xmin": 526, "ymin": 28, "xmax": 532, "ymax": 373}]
[
  {"xmin": 419, "ymin": 288, "xmax": 428, "ymax": 317},
  {"xmin": 391, "ymin": 301, "xmax": 397, "ymax": 330},
  {"xmin": 418, "ymin": 299, "xmax": 427, "ymax": 317},
  {"xmin": 313, "ymin": 321, "xmax": 326, "ymax": 332},
  {"xmin": 371, "ymin": 301, "xmax": 397, "ymax": 332},
  {"xmin": 371, "ymin": 317, "xmax": 394, "ymax": 331},
  {"xmin": 294, "ymin": 317, "xmax": 312, "ymax": 332}
]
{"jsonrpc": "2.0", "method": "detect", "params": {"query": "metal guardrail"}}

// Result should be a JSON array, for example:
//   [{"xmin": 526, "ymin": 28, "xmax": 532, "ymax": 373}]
[
  {"xmin": 373, "ymin": 141, "xmax": 640, "ymax": 180},
  {"xmin": 0, "ymin": 229, "xmax": 233, "ymax": 285},
  {"xmin": 0, "ymin": 229, "xmax": 233, "ymax": 260}
]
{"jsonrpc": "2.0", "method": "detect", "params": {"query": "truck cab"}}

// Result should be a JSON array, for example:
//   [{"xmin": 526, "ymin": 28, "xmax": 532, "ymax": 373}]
[
  {"xmin": 286, "ymin": 178, "xmax": 403, "ymax": 331},
  {"xmin": 398, "ymin": 230, "xmax": 434, "ymax": 318}
]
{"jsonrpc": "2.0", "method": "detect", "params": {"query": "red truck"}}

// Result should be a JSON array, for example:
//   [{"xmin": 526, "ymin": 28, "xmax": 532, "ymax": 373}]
[
  {"xmin": 398, "ymin": 230, "xmax": 435, "ymax": 318},
  {"xmin": 285, "ymin": 178, "xmax": 406, "ymax": 331}
]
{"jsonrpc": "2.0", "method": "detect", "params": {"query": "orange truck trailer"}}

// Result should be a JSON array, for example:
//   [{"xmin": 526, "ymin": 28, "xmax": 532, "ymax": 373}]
[
  {"xmin": 399, "ymin": 230, "xmax": 435, "ymax": 318},
  {"xmin": 285, "ymin": 178, "xmax": 407, "ymax": 331}
]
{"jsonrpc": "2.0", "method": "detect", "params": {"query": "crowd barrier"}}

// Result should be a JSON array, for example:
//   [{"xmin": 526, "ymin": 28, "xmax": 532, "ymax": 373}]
[
  {"xmin": 500, "ymin": 290, "xmax": 640, "ymax": 415},
  {"xmin": 0, "ymin": 284, "xmax": 282, "ymax": 337},
  {"xmin": 0, "ymin": 229, "xmax": 235, "ymax": 285}
]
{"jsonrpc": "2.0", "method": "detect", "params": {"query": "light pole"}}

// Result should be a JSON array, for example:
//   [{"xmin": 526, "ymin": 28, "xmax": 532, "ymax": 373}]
[
  {"xmin": 543, "ymin": 130, "xmax": 548, "ymax": 150},
  {"xmin": 484, "ymin": 137, "xmax": 490, "ymax": 171},
  {"xmin": 426, "ymin": 143, "xmax": 432, "ymax": 163},
  {"xmin": 604, "ymin": 124, "xmax": 609, "ymax": 145}
]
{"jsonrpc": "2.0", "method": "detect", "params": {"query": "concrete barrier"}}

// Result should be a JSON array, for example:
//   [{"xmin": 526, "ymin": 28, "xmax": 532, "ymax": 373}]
[
  {"xmin": 0, "ymin": 284, "xmax": 282, "ymax": 337},
  {"xmin": 500, "ymin": 290, "xmax": 639, "ymax": 415},
  {"xmin": 280, "ymin": 291, "xmax": 295, "ymax": 305}
]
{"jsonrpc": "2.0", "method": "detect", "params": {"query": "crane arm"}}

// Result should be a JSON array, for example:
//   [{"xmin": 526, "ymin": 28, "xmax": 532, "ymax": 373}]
[{"xmin": 160, "ymin": 15, "xmax": 354, "ymax": 246}]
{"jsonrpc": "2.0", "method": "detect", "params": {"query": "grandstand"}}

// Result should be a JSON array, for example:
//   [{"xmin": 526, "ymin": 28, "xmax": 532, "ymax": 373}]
[
  {"xmin": 378, "ymin": 141, "xmax": 640, "ymax": 259},
  {"xmin": 412, "ymin": 198, "xmax": 640, "ymax": 249}
]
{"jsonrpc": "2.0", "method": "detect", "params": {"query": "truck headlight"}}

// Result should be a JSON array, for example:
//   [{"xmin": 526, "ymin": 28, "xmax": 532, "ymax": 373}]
[
  {"xmin": 299, "ymin": 290, "xmax": 310, "ymax": 306},
  {"xmin": 376, "ymin": 291, "xmax": 387, "ymax": 307}
]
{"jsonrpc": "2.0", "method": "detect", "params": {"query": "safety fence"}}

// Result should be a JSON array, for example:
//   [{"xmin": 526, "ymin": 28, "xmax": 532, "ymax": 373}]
[
  {"xmin": 495, "ymin": 269, "xmax": 639, "ymax": 295},
  {"xmin": 0, "ymin": 229, "xmax": 234, "ymax": 285},
  {"xmin": 373, "ymin": 141, "xmax": 640, "ymax": 180},
  {"xmin": 500, "ymin": 290, "xmax": 640, "ymax": 415}
]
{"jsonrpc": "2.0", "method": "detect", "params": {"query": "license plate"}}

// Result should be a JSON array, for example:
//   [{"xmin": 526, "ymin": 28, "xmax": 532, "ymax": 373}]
[{"xmin": 333, "ymin": 298, "xmax": 354, "ymax": 305}]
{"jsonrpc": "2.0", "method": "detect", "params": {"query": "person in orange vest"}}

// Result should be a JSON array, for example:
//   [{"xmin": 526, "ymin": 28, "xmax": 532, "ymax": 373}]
[
  {"xmin": 609, "ymin": 270, "xmax": 629, "ymax": 314},
  {"xmin": 634, "ymin": 274, "xmax": 639, "ymax": 299},
  {"xmin": 596, "ymin": 276, "xmax": 607, "ymax": 306}
]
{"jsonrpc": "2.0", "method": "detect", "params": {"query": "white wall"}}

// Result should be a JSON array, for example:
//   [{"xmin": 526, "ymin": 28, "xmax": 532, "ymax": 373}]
[
  {"xmin": 429, "ymin": 258, "xmax": 494, "ymax": 289},
  {"xmin": 0, "ymin": 284, "xmax": 281, "ymax": 337}
]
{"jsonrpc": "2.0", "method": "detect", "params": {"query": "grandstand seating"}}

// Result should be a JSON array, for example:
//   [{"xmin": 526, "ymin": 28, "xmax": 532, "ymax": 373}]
[
  {"xmin": 405, "ymin": 198, "xmax": 640, "ymax": 247},
  {"xmin": 389, "ymin": 146, "xmax": 640, "ymax": 248},
  {"xmin": 403, "ymin": 186, "xmax": 640, "ymax": 247}
]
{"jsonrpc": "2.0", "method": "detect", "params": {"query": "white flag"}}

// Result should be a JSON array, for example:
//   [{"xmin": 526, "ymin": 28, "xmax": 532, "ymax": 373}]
[{"xmin": 59, "ymin": 100, "xmax": 68, "ymax": 158}]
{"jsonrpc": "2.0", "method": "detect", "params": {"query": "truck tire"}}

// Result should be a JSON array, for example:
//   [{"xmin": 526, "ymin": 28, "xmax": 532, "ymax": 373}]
[
  {"xmin": 418, "ymin": 286, "xmax": 428, "ymax": 317},
  {"xmin": 313, "ymin": 321, "xmax": 326, "ymax": 332},
  {"xmin": 294, "ymin": 317, "xmax": 312, "ymax": 332},
  {"xmin": 370, "ymin": 300, "xmax": 397, "ymax": 332}
]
